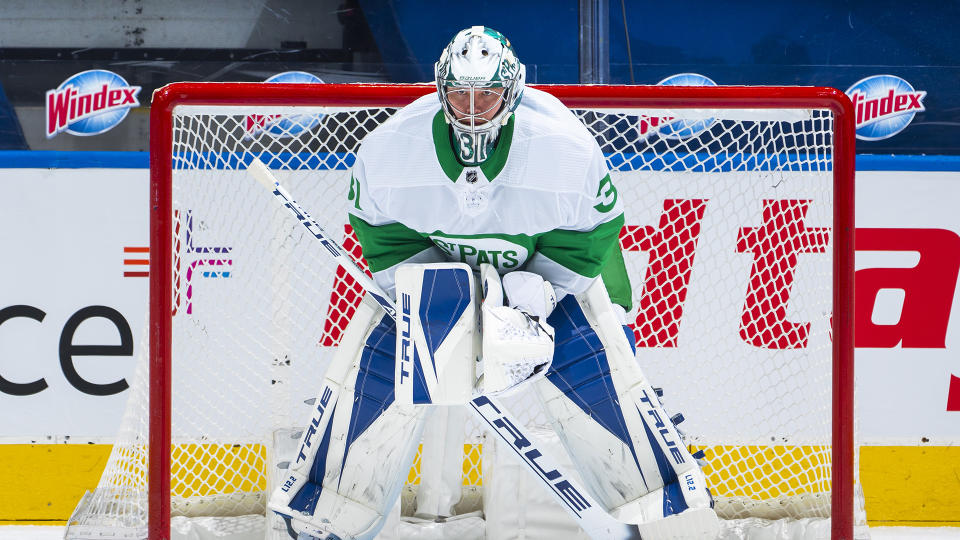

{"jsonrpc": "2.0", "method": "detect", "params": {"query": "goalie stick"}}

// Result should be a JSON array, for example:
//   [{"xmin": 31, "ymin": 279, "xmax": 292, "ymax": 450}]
[{"xmin": 247, "ymin": 158, "xmax": 639, "ymax": 540}]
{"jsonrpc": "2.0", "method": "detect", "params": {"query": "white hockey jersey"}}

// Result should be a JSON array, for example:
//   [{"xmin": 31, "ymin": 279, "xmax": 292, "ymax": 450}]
[{"xmin": 347, "ymin": 87, "xmax": 631, "ymax": 308}]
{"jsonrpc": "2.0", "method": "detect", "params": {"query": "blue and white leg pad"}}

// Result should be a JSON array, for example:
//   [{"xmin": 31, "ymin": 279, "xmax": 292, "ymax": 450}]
[
  {"xmin": 533, "ymin": 279, "xmax": 719, "ymax": 538},
  {"xmin": 267, "ymin": 294, "xmax": 430, "ymax": 540}
]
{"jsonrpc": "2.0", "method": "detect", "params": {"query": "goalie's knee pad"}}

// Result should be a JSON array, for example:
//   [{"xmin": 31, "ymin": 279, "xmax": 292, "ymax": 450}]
[
  {"xmin": 269, "ymin": 295, "xmax": 429, "ymax": 540},
  {"xmin": 533, "ymin": 279, "xmax": 718, "ymax": 536}
]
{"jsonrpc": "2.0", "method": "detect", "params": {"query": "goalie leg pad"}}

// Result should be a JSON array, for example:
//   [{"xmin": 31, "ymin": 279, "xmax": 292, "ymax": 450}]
[
  {"xmin": 269, "ymin": 295, "xmax": 430, "ymax": 540},
  {"xmin": 533, "ymin": 280, "xmax": 718, "ymax": 537}
]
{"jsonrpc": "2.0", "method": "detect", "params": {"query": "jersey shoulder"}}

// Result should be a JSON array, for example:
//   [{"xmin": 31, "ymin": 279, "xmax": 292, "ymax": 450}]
[
  {"xmin": 514, "ymin": 87, "xmax": 598, "ymax": 151},
  {"xmin": 359, "ymin": 92, "xmax": 437, "ymax": 151},
  {"xmin": 355, "ymin": 93, "xmax": 443, "ymax": 187},
  {"xmin": 511, "ymin": 87, "xmax": 605, "ymax": 193}
]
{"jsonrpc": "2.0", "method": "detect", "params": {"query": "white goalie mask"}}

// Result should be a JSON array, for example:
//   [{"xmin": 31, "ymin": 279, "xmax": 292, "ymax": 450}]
[{"xmin": 435, "ymin": 26, "xmax": 526, "ymax": 166}]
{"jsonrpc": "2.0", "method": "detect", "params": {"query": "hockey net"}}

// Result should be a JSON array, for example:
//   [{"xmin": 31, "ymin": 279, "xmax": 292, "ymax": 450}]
[{"xmin": 66, "ymin": 83, "xmax": 859, "ymax": 540}]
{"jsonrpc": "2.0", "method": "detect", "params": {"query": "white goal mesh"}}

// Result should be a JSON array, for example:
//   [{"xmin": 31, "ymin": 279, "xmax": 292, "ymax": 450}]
[{"xmin": 65, "ymin": 83, "xmax": 859, "ymax": 540}]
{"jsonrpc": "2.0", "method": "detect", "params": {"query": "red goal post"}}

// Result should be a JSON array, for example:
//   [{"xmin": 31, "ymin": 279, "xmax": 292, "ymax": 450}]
[{"xmin": 139, "ymin": 82, "xmax": 855, "ymax": 540}]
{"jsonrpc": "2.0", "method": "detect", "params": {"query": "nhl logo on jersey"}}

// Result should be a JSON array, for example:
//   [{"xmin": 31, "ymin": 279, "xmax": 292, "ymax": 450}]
[{"xmin": 466, "ymin": 170, "xmax": 478, "ymax": 184}]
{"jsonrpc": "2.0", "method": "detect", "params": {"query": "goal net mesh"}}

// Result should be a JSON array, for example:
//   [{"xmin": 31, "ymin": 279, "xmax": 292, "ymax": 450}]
[{"xmin": 66, "ymin": 89, "xmax": 862, "ymax": 539}]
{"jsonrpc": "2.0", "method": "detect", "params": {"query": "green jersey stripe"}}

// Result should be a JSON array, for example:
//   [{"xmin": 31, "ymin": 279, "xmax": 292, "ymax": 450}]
[
  {"xmin": 348, "ymin": 214, "xmax": 436, "ymax": 273},
  {"xmin": 537, "ymin": 213, "xmax": 625, "ymax": 279}
]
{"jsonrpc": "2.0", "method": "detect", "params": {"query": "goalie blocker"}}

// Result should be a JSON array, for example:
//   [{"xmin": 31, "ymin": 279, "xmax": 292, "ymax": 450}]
[
  {"xmin": 272, "ymin": 263, "xmax": 717, "ymax": 539},
  {"xmin": 393, "ymin": 262, "xmax": 558, "ymax": 404}
]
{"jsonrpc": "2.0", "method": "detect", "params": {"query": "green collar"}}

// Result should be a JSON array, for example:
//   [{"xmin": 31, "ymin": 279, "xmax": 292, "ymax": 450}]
[{"xmin": 431, "ymin": 110, "xmax": 515, "ymax": 182}]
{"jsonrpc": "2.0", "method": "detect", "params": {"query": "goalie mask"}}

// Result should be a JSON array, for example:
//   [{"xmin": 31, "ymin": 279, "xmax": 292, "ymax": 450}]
[{"xmin": 435, "ymin": 26, "xmax": 526, "ymax": 166}]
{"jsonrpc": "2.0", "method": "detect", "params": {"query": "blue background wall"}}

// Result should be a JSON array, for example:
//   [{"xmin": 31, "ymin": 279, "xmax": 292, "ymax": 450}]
[
  {"xmin": 0, "ymin": 0, "xmax": 955, "ymax": 154},
  {"xmin": 360, "ymin": 0, "xmax": 959, "ymax": 154}
]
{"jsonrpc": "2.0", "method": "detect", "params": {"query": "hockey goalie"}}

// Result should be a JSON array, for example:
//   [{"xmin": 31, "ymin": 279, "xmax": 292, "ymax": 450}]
[{"xmin": 267, "ymin": 26, "xmax": 719, "ymax": 540}]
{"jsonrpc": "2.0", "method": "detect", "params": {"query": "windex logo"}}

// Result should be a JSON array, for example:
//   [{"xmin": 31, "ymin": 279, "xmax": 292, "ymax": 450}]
[
  {"xmin": 244, "ymin": 71, "xmax": 324, "ymax": 138},
  {"xmin": 655, "ymin": 73, "xmax": 718, "ymax": 139},
  {"xmin": 46, "ymin": 70, "xmax": 141, "ymax": 138},
  {"xmin": 845, "ymin": 75, "xmax": 926, "ymax": 141},
  {"xmin": 630, "ymin": 74, "xmax": 718, "ymax": 139}
]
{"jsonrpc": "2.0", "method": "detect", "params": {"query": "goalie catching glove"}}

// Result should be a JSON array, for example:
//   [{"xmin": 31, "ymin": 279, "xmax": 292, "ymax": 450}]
[{"xmin": 478, "ymin": 263, "xmax": 557, "ymax": 396}]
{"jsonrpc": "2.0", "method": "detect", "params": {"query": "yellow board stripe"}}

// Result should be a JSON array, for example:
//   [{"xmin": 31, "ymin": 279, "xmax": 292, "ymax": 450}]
[
  {"xmin": 170, "ymin": 443, "xmax": 268, "ymax": 497},
  {"xmin": 405, "ymin": 444, "xmax": 484, "ymax": 486},
  {"xmin": 860, "ymin": 446, "xmax": 960, "ymax": 525},
  {"xmin": 693, "ymin": 444, "xmax": 832, "ymax": 499},
  {"xmin": 1, "ymin": 443, "xmax": 958, "ymax": 525},
  {"xmin": 0, "ymin": 444, "xmax": 112, "ymax": 522}
]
